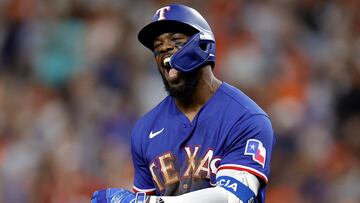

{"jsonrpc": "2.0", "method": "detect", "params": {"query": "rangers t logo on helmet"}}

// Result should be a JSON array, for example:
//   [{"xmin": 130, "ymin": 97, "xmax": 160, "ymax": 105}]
[{"xmin": 156, "ymin": 6, "xmax": 171, "ymax": 20}]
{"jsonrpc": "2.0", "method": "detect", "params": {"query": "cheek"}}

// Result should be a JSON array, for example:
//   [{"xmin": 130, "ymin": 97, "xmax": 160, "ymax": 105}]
[
  {"xmin": 155, "ymin": 58, "xmax": 163, "ymax": 68},
  {"xmin": 153, "ymin": 50, "xmax": 160, "ymax": 57}
]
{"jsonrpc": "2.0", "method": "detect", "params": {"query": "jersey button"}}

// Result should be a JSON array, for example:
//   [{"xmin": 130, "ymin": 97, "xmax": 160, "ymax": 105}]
[{"xmin": 182, "ymin": 123, "xmax": 187, "ymax": 128}]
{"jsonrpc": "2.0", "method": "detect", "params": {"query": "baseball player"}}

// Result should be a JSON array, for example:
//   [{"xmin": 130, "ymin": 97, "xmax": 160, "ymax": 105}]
[{"xmin": 91, "ymin": 4, "xmax": 275, "ymax": 203}]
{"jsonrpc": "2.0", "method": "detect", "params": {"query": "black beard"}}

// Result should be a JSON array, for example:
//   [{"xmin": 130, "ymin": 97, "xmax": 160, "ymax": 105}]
[{"xmin": 159, "ymin": 68, "xmax": 201, "ymax": 106}]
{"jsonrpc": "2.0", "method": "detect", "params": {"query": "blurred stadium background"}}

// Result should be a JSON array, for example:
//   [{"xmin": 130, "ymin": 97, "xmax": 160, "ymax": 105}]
[{"xmin": 0, "ymin": 0, "xmax": 359, "ymax": 202}]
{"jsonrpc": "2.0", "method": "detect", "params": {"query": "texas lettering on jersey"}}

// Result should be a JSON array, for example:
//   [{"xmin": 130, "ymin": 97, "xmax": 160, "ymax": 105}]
[
  {"xmin": 131, "ymin": 83, "xmax": 275, "ymax": 202},
  {"xmin": 149, "ymin": 146, "xmax": 221, "ymax": 191}
]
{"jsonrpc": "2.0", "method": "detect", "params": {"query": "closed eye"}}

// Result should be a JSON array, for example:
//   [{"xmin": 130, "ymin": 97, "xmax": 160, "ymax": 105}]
[
  {"xmin": 154, "ymin": 42, "xmax": 162, "ymax": 50},
  {"xmin": 173, "ymin": 38, "xmax": 187, "ymax": 47}
]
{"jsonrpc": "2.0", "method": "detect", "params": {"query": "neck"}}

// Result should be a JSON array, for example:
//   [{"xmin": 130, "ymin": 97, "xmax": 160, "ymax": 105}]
[{"xmin": 175, "ymin": 66, "xmax": 222, "ymax": 121}]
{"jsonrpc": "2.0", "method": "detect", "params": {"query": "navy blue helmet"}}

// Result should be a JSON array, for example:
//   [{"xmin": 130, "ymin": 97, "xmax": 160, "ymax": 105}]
[{"xmin": 138, "ymin": 4, "xmax": 216, "ymax": 72}]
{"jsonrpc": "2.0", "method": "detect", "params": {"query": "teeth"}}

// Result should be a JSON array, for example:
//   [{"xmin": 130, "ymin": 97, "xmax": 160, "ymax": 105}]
[{"xmin": 163, "ymin": 57, "xmax": 171, "ymax": 67}]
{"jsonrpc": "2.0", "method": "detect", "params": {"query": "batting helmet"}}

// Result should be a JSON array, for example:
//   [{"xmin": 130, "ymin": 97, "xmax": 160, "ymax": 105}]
[{"xmin": 138, "ymin": 4, "xmax": 216, "ymax": 72}]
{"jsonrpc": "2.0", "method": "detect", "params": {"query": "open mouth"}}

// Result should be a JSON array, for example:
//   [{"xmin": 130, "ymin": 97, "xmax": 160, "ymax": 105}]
[
  {"xmin": 162, "ymin": 56, "xmax": 180, "ymax": 80},
  {"xmin": 163, "ymin": 57, "xmax": 171, "ymax": 67},
  {"xmin": 162, "ymin": 56, "xmax": 172, "ymax": 73}
]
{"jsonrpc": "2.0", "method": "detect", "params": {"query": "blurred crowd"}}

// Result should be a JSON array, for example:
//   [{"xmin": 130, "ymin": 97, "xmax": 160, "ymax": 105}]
[{"xmin": 0, "ymin": 0, "xmax": 359, "ymax": 202}]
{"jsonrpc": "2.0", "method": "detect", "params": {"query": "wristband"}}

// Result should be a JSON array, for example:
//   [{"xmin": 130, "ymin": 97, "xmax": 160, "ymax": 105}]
[{"xmin": 217, "ymin": 176, "xmax": 257, "ymax": 203}]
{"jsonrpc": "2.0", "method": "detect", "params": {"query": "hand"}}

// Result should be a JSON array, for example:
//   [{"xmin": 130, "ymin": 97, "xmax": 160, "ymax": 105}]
[{"xmin": 91, "ymin": 188, "xmax": 136, "ymax": 203}]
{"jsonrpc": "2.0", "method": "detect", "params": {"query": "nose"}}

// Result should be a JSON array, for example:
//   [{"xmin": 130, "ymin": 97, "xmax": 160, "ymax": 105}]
[{"xmin": 158, "ymin": 39, "xmax": 175, "ymax": 54}]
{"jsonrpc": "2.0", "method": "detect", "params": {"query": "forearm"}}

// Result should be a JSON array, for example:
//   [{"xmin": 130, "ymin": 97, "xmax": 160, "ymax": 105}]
[{"xmin": 147, "ymin": 170, "xmax": 259, "ymax": 203}]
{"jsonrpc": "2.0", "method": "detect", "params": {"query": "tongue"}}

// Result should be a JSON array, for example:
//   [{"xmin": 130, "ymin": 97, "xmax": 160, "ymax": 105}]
[{"xmin": 169, "ymin": 68, "xmax": 178, "ymax": 78}]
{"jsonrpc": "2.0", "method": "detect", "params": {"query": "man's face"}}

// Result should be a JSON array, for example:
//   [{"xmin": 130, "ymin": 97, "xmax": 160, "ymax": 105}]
[
  {"xmin": 153, "ymin": 33, "xmax": 201, "ymax": 102},
  {"xmin": 153, "ymin": 33, "xmax": 189, "ymax": 86}
]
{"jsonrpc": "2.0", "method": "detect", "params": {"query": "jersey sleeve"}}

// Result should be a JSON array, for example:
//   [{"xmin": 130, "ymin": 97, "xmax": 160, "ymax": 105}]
[
  {"xmin": 218, "ymin": 114, "xmax": 275, "ymax": 184},
  {"xmin": 131, "ymin": 126, "xmax": 156, "ymax": 194}
]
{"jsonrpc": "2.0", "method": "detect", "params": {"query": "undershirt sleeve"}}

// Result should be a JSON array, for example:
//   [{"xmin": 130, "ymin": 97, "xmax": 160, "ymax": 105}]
[{"xmin": 148, "ymin": 169, "xmax": 259, "ymax": 203}]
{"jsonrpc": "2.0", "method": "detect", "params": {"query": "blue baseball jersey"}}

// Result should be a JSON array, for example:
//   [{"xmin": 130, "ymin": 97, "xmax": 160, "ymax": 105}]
[{"xmin": 131, "ymin": 82, "xmax": 275, "ymax": 202}]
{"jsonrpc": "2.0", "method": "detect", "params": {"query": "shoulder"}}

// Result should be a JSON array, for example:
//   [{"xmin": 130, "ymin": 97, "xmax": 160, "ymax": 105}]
[
  {"xmin": 218, "ymin": 82, "xmax": 268, "ymax": 117},
  {"xmin": 216, "ymin": 83, "xmax": 274, "ymax": 140}
]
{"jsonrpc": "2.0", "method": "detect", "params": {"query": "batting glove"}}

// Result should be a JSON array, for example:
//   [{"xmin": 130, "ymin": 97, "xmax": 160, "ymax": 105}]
[{"xmin": 91, "ymin": 188, "xmax": 147, "ymax": 203}]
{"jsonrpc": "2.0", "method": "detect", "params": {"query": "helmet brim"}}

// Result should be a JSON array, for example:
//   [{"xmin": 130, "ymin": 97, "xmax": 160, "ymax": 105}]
[{"xmin": 138, "ymin": 20, "xmax": 198, "ymax": 51}]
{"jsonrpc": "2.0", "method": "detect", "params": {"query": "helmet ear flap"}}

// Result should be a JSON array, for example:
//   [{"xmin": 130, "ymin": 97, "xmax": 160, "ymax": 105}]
[
  {"xmin": 199, "ymin": 41, "xmax": 208, "ymax": 51},
  {"xmin": 202, "ymin": 41, "xmax": 216, "ymax": 68},
  {"xmin": 169, "ymin": 33, "xmax": 216, "ymax": 72}
]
